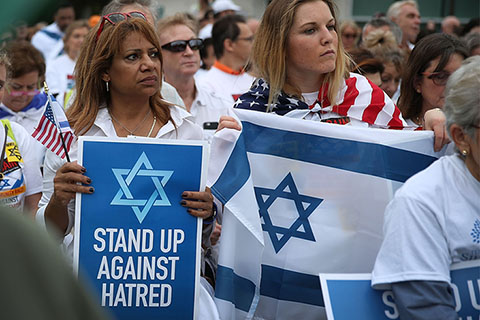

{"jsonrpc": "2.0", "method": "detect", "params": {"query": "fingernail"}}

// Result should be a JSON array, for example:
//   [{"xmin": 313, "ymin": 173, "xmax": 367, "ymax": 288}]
[
  {"xmin": 86, "ymin": 178, "xmax": 92, "ymax": 184},
  {"xmin": 182, "ymin": 192, "xmax": 188, "ymax": 198},
  {"xmin": 180, "ymin": 200, "xmax": 187, "ymax": 206},
  {"xmin": 89, "ymin": 187, "xmax": 94, "ymax": 193},
  {"xmin": 81, "ymin": 167, "xmax": 86, "ymax": 173}
]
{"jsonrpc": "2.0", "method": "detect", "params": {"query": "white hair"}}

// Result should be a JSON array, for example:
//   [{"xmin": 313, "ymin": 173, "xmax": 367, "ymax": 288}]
[
  {"xmin": 444, "ymin": 56, "xmax": 480, "ymax": 139},
  {"xmin": 387, "ymin": 0, "xmax": 418, "ymax": 20}
]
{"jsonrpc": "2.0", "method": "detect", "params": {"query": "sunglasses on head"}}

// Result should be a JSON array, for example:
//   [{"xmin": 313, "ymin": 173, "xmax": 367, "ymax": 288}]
[
  {"xmin": 161, "ymin": 39, "xmax": 204, "ymax": 53},
  {"xmin": 422, "ymin": 71, "xmax": 451, "ymax": 86},
  {"xmin": 96, "ymin": 11, "xmax": 147, "ymax": 42}
]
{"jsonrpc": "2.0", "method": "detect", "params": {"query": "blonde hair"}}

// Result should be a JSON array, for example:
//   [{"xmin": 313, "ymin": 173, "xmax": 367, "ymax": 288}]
[
  {"xmin": 157, "ymin": 13, "xmax": 199, "ymax": 36},
  {"xmin": 251, "ymin": 0, "xmax": 350, "ymax": 109},
  {"xmin": 63, "ymin": 20, "xmax": 90, "ymax": 55},
  {"xmin": 362, "ymin": 29, "xmax": 398, "ymax": 53},
  {"xmin": 339, "ymin": 20, "xmax": 360, "ymax": 36},
  {"xmin": 68, "ymin": 18, "xmax": 172, "ymax": 136}
]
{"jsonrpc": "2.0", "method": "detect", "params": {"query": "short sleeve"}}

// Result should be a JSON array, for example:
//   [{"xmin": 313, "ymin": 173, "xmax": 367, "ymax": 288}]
[{"xmin": 372, "ymin": 195, "xmax": 451, "ymax": 289}]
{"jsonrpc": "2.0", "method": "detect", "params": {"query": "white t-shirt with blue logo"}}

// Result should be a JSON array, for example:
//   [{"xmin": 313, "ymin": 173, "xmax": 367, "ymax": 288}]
[{"xmin": 372, "ymin": 154, "xmax": 480, "ymax": 289}]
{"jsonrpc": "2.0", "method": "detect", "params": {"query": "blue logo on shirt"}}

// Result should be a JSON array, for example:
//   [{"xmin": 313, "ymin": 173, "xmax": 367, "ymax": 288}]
[{"xmin": 471, "ymin": 219, "xmax": 480, "ymax": 244}]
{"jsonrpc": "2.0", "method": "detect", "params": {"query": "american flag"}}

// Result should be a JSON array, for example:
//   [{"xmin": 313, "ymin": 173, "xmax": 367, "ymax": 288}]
[
  {"xmin": 32, "ymin": 95, "xmax": 74, "ymax": 159},
  {"xmin": 235, "ymin": 74, "xmax": 407, "ymax": 129}
]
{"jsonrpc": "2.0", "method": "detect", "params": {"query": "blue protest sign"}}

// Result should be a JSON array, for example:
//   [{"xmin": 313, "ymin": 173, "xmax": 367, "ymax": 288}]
[
  {"xmin": 74, "ymin": 136, "xmax": 208, "ymax": 320},
  {"xmin": 320, "ymin": 260, "xmax": 480, "ymax": 320}
]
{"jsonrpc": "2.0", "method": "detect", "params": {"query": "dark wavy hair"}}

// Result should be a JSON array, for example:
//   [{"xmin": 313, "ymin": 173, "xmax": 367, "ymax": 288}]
[{"xmin": 397, "ymin": 33, "xmax": 468, "ymax": 120}]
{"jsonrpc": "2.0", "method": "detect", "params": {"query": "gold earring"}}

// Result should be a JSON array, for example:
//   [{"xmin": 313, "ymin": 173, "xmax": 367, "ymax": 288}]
[{"xmin": 461, "ymin": 150, "xmax": 468, "ymax": 156}]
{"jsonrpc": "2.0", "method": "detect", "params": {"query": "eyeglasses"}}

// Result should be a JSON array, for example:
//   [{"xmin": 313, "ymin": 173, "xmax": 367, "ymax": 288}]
[
  {"xmin": 342, "ymin": 33, "xmax": 357, "ymax": 39},
  {"xmin": 236, "ymin": 35, "xmax": 254, "ymax": 42},
  {"xmin": 422, "ymin": 71, "xmax": 451, "ymax": 86},
  {"xmin": 161, "ymin": 39, "xmax": 204, "ymax": 53},
  {"xmin": 96, "ymin": 11, "xmax": 146, "ymax": 42},
  {"xmin": 6, "ymin": 85, "xmax": 40, "ymax": 97}
]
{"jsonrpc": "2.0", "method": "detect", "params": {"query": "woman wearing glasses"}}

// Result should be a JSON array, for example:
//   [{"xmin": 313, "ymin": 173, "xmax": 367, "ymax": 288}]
[
  {"xmin": 157, "ymin": 13, "xmax": 233, "ymax": 140},
  {"xmin": 0, "ymin": 52, "xmax": 42, "ymax": 215},
  {"xmin": 37, "ymin": 14, "xmax": 215, "ymax": 252},
  {"xmin": 0, "ymin": 41, "xmax": 47, "ymax": 167},
  {"xmin": 339, "ymin": 20, "xmax": 360, "ymax": 53},
  {"xmin": 397, "ymin": 33, "xmax": 468, "ymax": 129}
]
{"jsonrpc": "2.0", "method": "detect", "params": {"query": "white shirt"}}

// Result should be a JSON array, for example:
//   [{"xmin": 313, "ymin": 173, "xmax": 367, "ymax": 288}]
[
  {"xmin": 199, "ymin": 66, "xmax": 255, "ymax": 105},
  {"xmin": 31, "ymin": 23, "xmax": 64, "ymax": 60},
  {"xmin": 46, "ymin": 54, "xmax": 76, "ymax": 107},
  {"xmin": 372, "ymin": 155, "xmax": 480, "ymax": 289},
  {"xmin": 162, "ymin": 80, "xmax": 186, "ymax": 109},
  {"xmin": 36, "ymin": 104, "xmax": 203, "ymax": 235},
  {"xmin": 64, "ymin": 80, "xmax": 185, "ymax": 111},
  {"xmin": 190, "ymin": 81, "xmax": 235, "ymax": 141},
  {"xmin": 0, "ymin": 121, "xmax": 42, "ymax": 211},
  {"xmin": 0, "ymin": 98, "xmax": 48, "ymax": 167}
]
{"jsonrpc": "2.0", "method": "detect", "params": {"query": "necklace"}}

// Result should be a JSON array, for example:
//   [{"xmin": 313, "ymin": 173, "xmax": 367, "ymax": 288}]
[
  {"xmin": 110, "ymin": 109, "xmax": 151, "ymax": 136},
  {"xmin": 147, "ymin": 116, "xmax": 157, "ymax": 138}
]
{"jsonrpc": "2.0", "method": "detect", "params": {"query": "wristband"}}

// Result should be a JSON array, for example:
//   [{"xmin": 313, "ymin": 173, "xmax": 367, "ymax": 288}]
[{"xmin": 203, "ymin": 202, "xmax": 217, "ymax": 225}]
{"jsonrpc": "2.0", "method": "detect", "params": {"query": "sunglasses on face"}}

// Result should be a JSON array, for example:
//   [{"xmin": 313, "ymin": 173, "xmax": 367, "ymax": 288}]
[
  {"xmin": 6, "ymin": 85, "xmax": 40, "ymax": 97},
  {"xmin": 342, "ymin": 33, "xmax": 357, "ymax": 39},
  {"xmin": 96, "ymin": 11, "xmax": 147, "ymax": 42},
  {"xmin": 422, "ymin": 71, "xmax": 451, "ymax": 86},
  {"xmin": 161, "ymin": 39, "xmax": 204, "ymax": 53}
]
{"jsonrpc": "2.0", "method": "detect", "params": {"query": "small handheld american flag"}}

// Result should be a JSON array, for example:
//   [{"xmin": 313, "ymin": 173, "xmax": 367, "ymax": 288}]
[{"xmin": 31, "ymin": 82, "xmax": 74, "ymax": 161}]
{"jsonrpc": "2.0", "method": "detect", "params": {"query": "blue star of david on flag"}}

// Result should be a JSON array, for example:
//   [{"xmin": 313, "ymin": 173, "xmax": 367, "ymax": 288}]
[
  {"xmin": 254, "ymin": 172, "xmax": 323, "ymax": 253},
  {"xmin": 111, "ymin": 152, "xmax": 173, "ymax": 223},
  {"xmin": 0, "ymin": 179, "xmax": 11, "ymax": 190}
]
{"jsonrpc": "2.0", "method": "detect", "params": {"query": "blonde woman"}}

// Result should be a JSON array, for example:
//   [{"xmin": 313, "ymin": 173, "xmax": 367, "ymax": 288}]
[
  {"xmin": 232, "ymin": 0, "xmax": 405, "ymax": 129},
  {"xmin": 339, "ymin": 19, "xmax": 360, "ymax": 52}
]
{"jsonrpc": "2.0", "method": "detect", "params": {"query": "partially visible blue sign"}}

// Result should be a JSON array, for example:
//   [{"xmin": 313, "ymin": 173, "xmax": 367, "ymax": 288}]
[
  {"xmin": 320, "ymin": 260, "xmax": 480, "ymax": 320},
  {"xmin": 74, "ymin": 137, "xmax": 208, "ymax": 320}
]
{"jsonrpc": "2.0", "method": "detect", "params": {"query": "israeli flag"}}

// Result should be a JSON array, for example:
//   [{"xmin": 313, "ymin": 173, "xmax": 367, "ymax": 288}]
[{"xmin": 207, "ymin": 109, "xmax": 443, "ymax": 320}]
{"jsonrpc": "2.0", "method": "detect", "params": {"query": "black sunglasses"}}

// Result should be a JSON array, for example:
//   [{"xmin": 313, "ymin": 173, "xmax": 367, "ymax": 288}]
[{"xmin": 161, "ymin": 38, "xmax": 204, "ymax": 53}]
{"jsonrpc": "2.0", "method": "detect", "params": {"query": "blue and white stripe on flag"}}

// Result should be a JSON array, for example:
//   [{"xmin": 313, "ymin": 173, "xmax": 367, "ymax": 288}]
[{"xmin": 207, "ymin": 109, "xmax": 444, "ymax": 320}]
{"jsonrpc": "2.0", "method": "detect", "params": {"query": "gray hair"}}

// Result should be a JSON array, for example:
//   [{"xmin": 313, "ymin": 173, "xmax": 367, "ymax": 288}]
[
  {"xmin": 463, "ymin": 32, "xmax": 480, "ymax": 56},
  {"xmin": 101, "ymin": 0, "xmax": 158, "ymax": 23},
  {"xmin": 387, "ymin": 0, "xmax": 418, "ymax": 20},
  {"xmin": 444, "ymin": 56, "xmax": 480, "ymax": 140},
  {"xmin": 363, "ymin": 17, "xmax": 402, "ymax": 45}
]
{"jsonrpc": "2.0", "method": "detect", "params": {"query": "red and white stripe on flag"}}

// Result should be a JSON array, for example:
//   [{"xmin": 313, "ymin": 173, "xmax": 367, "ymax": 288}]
[{"xmin": 31, "ymin": 99, "xmax": 74, "ymax": 159}]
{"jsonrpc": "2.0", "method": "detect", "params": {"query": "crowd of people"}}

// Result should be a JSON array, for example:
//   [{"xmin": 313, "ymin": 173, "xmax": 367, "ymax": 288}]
[{"xmin": 0, "ymin": 0, "xmax": 479, "ymax": 319}]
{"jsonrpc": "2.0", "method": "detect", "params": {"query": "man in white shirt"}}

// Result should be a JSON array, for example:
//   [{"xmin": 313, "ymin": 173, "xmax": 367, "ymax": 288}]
[
  {"xmin": 387, "ymin": 0, "xmax": 421, "ymax": 50},
  {"xmin": 31, "ymin": 2, "xmax": 75, "ymax": 61},
  {"xmin": 198, "ymin": 14, "xmax": 255, "ymax": 105},
  {"xmin": 158, "ymin": 13, "xmax": 233, "ymax": 141}
]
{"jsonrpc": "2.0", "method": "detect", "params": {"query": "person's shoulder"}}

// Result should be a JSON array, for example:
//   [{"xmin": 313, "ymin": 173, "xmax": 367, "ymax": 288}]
[
  {"xmin": 169, "ymin": 104, "xmax": 203, "ymax": 138},
  {"xmin": 196, "ymin": 82, "xmax": 233, "ymax": 106},
  {"xmin": 5, "ymin": 120, "xmax": 29, "ymax": 136},
  {"xmin": 396, "ymin": 156, "xmax": 451, "ymax": 200}
]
